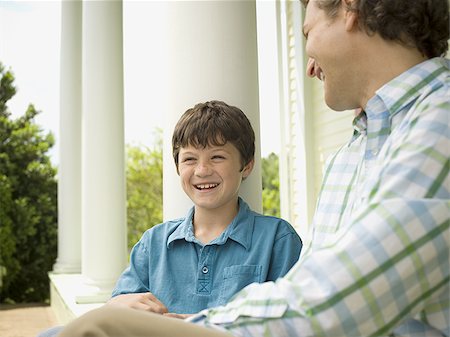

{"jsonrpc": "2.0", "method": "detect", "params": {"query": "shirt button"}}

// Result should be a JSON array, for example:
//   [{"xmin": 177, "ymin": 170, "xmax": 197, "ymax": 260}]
[{"xmin": 202, "ymin": 266, "xmax": 209, "ymax": 274}]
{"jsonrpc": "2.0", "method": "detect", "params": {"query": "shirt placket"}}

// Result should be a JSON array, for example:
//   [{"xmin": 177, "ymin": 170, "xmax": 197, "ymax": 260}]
[{"xmin": 196, "ymin": 245, "xmax": 216, "ymax": 295}]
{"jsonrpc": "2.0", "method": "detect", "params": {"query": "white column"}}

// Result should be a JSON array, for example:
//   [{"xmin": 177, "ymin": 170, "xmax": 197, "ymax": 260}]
[
  {"xmin": 78, "ymin": 0, "xmax": 127, "ymax": 303},
  {"xmin": 53, "ymin": 0, "xmax": 82, "ymax": 274},
  {"xmin": 163, "ymin": 0, "xmax": 262, "ymax": 220}
]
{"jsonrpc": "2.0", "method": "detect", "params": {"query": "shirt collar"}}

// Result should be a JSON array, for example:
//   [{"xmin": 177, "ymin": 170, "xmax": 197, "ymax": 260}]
[
  {"xmin": 212, "ymin": 197, "xmax": 253, "ymax": 250},
  {"xmin": 166, "ymin": 207, "xmax": 196, "ymax": 248},
  {"xmin": 351, "ymin": 111, "xmax": 367, "ymax": 141},
  {"xmin": 357, "ymin": 58, "xmax": 448, "ymax": 159},
  {"xmin": 166, "ymin": 197, "xmax": 254, "ymax": 250},
  {"xmin": 373, "ymin": 57, "xmax": 448, "ymax": 119}
]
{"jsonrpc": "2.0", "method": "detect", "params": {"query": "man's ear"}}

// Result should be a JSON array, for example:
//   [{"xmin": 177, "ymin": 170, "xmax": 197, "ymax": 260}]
[
  {"xmin": 343, "ymin": 0, "xmax": 358, "ymax": 32},
  {"xmin": 242, "ymin": 159, "xmax": 255, "ymax": 180}
]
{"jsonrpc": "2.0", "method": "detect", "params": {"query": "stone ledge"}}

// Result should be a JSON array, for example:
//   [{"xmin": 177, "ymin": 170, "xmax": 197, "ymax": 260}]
[{"xmin": 49, "ymin": 273, "xmax": 104, "ymax": 325}]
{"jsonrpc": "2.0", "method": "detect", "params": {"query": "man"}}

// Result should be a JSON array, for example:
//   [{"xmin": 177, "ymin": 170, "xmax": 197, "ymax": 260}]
[{"xmin": 60, "ymin": 0, "xmax": 449, "ymax": 336}]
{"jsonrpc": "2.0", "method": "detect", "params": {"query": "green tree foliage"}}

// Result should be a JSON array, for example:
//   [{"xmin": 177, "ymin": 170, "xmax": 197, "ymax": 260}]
[
  {"xmin": 0, "ymin": 63, "xmax": 57, "ymax": 303},
  {"xmin": 262, "ymin": 152, "xmax": 280, "ymax": 217},
  {"xmin": 126, "ymin": 135, "xmax": 163, "ymax": 251}
]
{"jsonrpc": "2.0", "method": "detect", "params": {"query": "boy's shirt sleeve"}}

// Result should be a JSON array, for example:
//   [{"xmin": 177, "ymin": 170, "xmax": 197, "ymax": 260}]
[
  {"xmin": 266, "ymin": 223, "xmax": 302, "ymax": 281},
  {"xmin": 111, "ymin": 232, "xmax": 150, "ymax": 297}
]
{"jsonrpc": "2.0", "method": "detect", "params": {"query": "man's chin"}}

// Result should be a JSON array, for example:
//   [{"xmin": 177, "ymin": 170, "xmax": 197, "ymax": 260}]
[{"xmin": 324, "ymin": 94, "xmax": 357, "ymax": 112}]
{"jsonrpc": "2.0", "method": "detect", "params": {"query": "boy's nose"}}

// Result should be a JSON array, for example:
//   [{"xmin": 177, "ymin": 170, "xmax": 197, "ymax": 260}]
[{"xmin": 195, "ymin": 162, "xmax": 212, "ymax": 176}]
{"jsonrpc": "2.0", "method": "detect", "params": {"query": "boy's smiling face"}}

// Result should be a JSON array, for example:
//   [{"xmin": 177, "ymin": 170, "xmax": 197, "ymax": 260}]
[{"xmin": 178, "ymin": 142, "xmax": 253, "ymax": 213}]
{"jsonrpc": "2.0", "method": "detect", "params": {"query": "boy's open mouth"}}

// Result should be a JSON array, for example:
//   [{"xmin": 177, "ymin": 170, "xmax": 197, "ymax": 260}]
[{"xmin": 195, "ymin": 183, "xmax": 219, "ymax": 190}]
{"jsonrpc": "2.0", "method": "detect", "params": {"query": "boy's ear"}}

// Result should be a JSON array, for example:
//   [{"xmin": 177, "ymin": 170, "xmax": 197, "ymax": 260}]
[{"xmin": 242, "ymin": 159, "xmax": 255, "ymax": 179}]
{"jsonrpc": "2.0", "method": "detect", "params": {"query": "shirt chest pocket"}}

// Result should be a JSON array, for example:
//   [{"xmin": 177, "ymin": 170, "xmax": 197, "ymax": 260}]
[{"xmin": 219, "ymin": 265, "xmax": 262, "ymax": 304}]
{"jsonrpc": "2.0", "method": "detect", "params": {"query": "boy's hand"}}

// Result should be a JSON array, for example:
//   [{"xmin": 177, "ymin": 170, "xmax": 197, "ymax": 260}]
[
  {"xmin": 106, "ymin": 292, "xmax": 168, "ymax": 314},
  {"xmin": 163, "ymin": 313, "xmax": 194, "ymax": 319}
]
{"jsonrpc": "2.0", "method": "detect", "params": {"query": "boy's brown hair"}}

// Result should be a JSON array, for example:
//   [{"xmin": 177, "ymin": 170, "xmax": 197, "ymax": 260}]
[{"xmin": 172, "ymin": 100, "xmax": 255, "ymax": 172}]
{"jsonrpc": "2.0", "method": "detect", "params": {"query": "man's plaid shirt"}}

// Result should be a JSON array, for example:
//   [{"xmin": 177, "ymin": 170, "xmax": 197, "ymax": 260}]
[{"xmin": 191, "ymin": 57, "xmax": 449, "ymax": 337}]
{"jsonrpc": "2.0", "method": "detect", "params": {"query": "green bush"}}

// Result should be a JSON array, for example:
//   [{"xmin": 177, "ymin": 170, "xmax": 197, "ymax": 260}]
[
  {"xmin": 262, "ymin": 152, "xmax": 280, "ymax": 217},
  {"xmin": 0, "ymin": 63, "xmax": 57, "ymax": 303},
  {"xmin": 126, "ymin": 137, "xmax": 163, "ymax": 252}
]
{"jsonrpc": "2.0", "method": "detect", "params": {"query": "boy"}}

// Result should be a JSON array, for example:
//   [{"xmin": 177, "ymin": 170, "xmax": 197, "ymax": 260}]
[
  {"xmin": 102, "ymin": 100, "xmax": 302, "ymax": 316},
  {"xmin": 39, "ymin": 100, "xmax": 301, "ymax": 336}
]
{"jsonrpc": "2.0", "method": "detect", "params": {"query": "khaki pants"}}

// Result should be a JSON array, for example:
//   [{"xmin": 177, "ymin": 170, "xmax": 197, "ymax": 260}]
[{"xmin": 59, "ymin": 306, "xmax": 232, "ymax": 337}]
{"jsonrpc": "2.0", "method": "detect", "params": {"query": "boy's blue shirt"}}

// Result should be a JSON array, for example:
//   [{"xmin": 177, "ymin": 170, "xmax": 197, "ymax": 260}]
[{"xmin": 112, "ymin": 197, "xmax": 302, "ymax": 314}]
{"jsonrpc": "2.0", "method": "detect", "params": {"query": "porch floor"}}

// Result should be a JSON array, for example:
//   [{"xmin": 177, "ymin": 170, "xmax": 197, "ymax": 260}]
[{"xmin": 0, "ymin": 303, "xmax": 58, "ymax": 337}]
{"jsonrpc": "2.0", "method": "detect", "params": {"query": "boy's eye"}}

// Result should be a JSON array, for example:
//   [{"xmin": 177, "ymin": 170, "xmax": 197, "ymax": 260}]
[
  {"xmin": 212, "ymin": 155, "xmax": 225, "ymax": 160},
  {"xmin": 181, "ymin": 157, "xmax": 196, "ymax": 163}
]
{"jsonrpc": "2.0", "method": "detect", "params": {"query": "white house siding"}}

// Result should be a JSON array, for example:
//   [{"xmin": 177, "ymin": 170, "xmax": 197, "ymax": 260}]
[
  {"xmin": 278, "ymin": 0, "xmax": 354, "ymax": 244},
  {"xmin": 278, "ymin": 0, "xmax": 309, "ymax": 238}
]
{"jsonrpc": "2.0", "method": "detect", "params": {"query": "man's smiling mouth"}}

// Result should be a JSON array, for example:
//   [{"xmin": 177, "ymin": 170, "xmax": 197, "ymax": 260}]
[{"xmin": 307, "ymin": 58, "xmax": 325, "ymax": 81}]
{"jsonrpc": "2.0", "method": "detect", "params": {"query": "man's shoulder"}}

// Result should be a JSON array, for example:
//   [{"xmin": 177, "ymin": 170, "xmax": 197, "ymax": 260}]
[
  {"xmin": 411, "ymin": 57, "xmax": 449, "ymax": 99},
  {"xmin": 388, "ymin": 58, "xmax": 449, "ymax": 132},
  {"xmin": 408, "ymin": 71, "xmax": 449, "ymax": 122}
]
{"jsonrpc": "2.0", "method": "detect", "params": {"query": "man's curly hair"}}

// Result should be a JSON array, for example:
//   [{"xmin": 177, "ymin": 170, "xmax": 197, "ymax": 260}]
[{"xmin": 301, "ymin": 0, "xmax": 449, "ymax": 58}]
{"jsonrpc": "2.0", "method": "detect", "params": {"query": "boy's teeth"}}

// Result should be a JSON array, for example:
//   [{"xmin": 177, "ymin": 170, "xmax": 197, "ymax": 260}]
[{"xmin": 196, "ymin": 184, "xmax": 218, "ymax": 190}]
